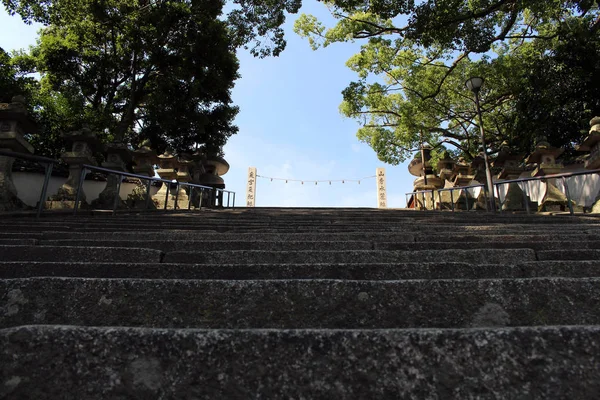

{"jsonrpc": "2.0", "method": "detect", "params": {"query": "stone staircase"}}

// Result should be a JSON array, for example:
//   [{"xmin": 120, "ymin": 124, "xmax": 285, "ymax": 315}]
[{"xmin": 1, "ymin": 208, "xmax": 600, "ymax": 398}]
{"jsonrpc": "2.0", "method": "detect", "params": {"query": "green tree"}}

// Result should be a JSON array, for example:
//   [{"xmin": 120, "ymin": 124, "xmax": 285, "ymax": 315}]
[
  {"xmin": 294, "ymin": 1, "xmax": 600, "ymax": 164},
  {"xmin": 9, "ymin": 0, "xmax": 240, "ymax": 156},
  {"xmin": 2, "ymin": 0, "xmax": 303, "ymax": 57}
]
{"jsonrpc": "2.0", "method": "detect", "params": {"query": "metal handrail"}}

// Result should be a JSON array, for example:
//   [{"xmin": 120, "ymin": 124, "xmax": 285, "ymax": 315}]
[
  {"xmin": 0, "ymin": 149, "xmax": 59, "ymax": 218},
  {"xmin": 74, "ymin": 164, "xmax": 236, "ymax": 215},
  {"xmin": 406, "ymin": 168, "xmax": 600, "ymax": 215}
]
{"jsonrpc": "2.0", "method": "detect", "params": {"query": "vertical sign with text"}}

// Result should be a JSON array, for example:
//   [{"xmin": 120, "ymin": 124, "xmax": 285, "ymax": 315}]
[
  {"xmin": 246, "ymin": 167, "xmax": 257, "ymax": 207},
  {"xmin": 376, "ymin": 167, "xmax": 387, "ymax": 208}
]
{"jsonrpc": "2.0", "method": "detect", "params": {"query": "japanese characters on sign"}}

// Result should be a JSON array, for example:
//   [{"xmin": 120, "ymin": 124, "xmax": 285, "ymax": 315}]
[
  {"xmin": 376, "ymin": 167, "xmax": 387, "ymax": 208},
  {"xmin": 246, "ymin": 167, "xmax": 257, "ymax": 207}
]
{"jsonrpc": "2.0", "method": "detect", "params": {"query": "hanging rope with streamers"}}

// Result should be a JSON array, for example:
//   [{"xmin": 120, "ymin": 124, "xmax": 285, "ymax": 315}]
[{"xmin": 256, "ymin": 174, "xmax": 377, "ymax": 185}]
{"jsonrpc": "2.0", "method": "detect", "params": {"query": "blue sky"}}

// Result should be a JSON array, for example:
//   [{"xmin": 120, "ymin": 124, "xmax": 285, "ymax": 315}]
[{"xmin": 1, "ymin": 3, "xmax": 415, "ymax": 208}]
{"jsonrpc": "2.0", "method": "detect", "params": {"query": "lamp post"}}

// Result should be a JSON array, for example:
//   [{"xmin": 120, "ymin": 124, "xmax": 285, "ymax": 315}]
[{"xmin": 465, "ymin": 77, "xmax": 496, "ymax": 212}]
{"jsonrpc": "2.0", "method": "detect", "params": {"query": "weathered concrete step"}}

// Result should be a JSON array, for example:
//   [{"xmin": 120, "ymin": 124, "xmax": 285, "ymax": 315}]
[
  {"xmin": 4, "ymin": 231, "xmax": 597, "ymax": 244},
  {"xmin": 165, "ymin": 249, "xmax": 536, "ymax": 264},
  {"xmin": 3, "ymin": 277, "xmax": 600, "ymax": 329},
  {"xmin": 538, "ymin": 250, "xmax": 600, "ymax": 261},
  {"xmin": 2, "ymin": 325, "xmax": 599, "ymax": 399},
  {"xmin": 0, "ymin": 239, "xmax": 37, "ymax": 245},
  {"xmin": 35, "ymin": 239, "xmax": 600, "ymax": 252},
  {"xmin": 3, "ymin": 261, "xmax": 600, "ymax": 280},
  {"xmin": 0, "ymin": 246, "xmax": 162, "ymax": 263},
  {"xmin": 40, "ymin": 239, "xmax": 375, "ymax": 251}
]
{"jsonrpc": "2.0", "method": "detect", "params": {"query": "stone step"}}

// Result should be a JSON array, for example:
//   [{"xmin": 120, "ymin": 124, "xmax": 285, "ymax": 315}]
[
  {"xmin": 35, "ymin": 239, "xmax": 600, "ymax": 252},
  {"xmin": 2, "ymin": 261, "xmax": 600, "ymax": 280},
  {"xmin": 3, "ymin": 231, "xmax": 598, "ymax": 244},
  {"xmin": 0, "ymin": 246, "xmax": 162, "ymax": 263},
  {"xmin": 164, "ymin": 249, "xmax": 537, "ymax": 264},
  {"xmin": 0, "ymin": 239, "xmax": 37, "ymax": 246},
  {"xmin": 1, "ymin": 325, "xmax": 599, "ymax": 399},
  {"xmin": 2, "ymin": 277, "xmax": 599, "ymax": 329},
  {"xmin": 538, "ymin": 249, "xmax": 600, "ymax": 261}
]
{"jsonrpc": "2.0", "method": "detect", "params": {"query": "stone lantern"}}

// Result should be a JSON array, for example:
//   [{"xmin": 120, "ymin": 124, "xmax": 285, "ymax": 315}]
[
  {"xmin": 127, "ymin": 140, "xmax": 159, "ymax": 208},
  {"xmin": 172, "ymin": 158, "xmax": 193, "ymax": 209},
  {"xmin": 408, "ymin": 146, "xmax": 444, "ymax": 210},
  {"xmin": 153, "ymin": 150, "xmax": 178, "ymax": 208},
  {"xmin": 492, "ymin": 142, "xmax": 531, "ymax": 211},
  {"xmin": 436, "ymin": 151, "xmax": 455, "ymax": 210},
  {"xmin": 196, "ymin": 156, "xmax": 229, "ymax": 207},
  {"xmin": 525, "ymin": 136, "xmax": 569, "ymax": 212},
  {"xmin": 451, "ymin": 158, "xmax": 476, "ymax": 210},
  {"xmin": 577, "ymin": 117, "xmax": 600, "ymax": 212},
  {"xmin": 48, "ymin": 127, "xmax": 101, "ymax": 208},
  {"xmin": 0, "ymin": 95, "xmax": 37, "ymax": 211},
  {"xmin": 92, "ymin": 142, "xmax": 132, "ymax": 209},
  {"xmin": 576, "ymin": 117, "xmax": 600, "ymax": 170}
]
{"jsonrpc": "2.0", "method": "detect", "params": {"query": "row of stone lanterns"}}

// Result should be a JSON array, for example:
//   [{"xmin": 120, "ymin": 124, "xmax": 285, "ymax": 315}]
[
  {"xmin": 0, "ymin": 95, "xmax": 229, "ymax": 212},
  {"xmin": 409, "ymin": 117, "xmax": 600, "ymax": 212}
]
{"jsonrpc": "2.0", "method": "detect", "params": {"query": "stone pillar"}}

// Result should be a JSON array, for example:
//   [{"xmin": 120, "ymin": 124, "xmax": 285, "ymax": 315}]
[
  {"xmin": 246, "ymin": 167, "xmax": 257, "ymax": 207},
  {"xmin": 525, "ymin": 136, "xmax": 570, "ymax": 212},
  {"xmin": 376, "ymin": 167, "xmax": 387, "ymax": 208},
  {"xmin": 48, "ymin": 127, "xmax": 100, "ymax": 209},
  {"xmin": 92, "ymin": 143, "xmax": 132, "ymax": 210},
  {"xmin": 0, "ymin": 96, "xmax": 36, "ymax": 211}
]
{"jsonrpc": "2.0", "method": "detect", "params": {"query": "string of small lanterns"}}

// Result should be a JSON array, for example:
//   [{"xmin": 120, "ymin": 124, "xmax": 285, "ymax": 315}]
[{"xmin": 256, "ymin": 175, "xmax": 377, "ymax": 185}]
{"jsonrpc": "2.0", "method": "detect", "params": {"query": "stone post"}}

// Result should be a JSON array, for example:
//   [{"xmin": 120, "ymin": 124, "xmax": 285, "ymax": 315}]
[
  {"xmin": 0, "ymin": 96, "xmax": 37, "ymax": 211},
  {"xmin": 376, "ymin": 168, "xmax": 387, "ymax": 209},
  {"xmin": 92, "ymin": 142, "xmax": 132, "ymax": 209},
  {"xmin": 246, "ymin": 167, "xmax": 257, "ymax": 207},
  {"xmin": 48, "ymin": 127, "xmax": 100, "ymax": 209}
]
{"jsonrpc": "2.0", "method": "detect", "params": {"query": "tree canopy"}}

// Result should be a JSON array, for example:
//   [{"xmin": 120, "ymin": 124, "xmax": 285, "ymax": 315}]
[
  {"xmin": 294, "ymin": 0, "xmax": 600, "ymax": 165},
  {"xmin": 4, "ymin": 0, "xmax": 243, "ymax": 158}
]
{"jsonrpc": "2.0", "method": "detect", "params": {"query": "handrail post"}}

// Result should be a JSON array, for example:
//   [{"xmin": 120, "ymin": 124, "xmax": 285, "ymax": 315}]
[
  {"xmin": 174, "ymin": 182, "xmax": 180, "ymax": 210},
  {"xmin": 227, "ymin": 191, "xmax": 231, "ymax": 208},
  {"xmin": 112, "ymin": 174, "xmax": 123, "ymax": 215},
  {"xmin": 188, "ymin": 186, "xmax": 193, "ymax": 210},
  {"xmin": 483, "ymin": 185, "xmax": 489, "ymax": 212},
  {"xmin": 144, "ymin": 179, "xmax": 152, "ymax": 210},
  {"xmin": 36, "ymin": 162, "xmax": 53, "ymax": 219},
  {"xmin": 463, "ymin": 188, "xmax": 468, "ymax": 210},
  {"xmin": 521, "ymin": 183, "xmax": 531, "ymax": 215},
  {"xmin": 73, "ymin": 167, "xmax": 88, "ymax": 216},
  {"xmin": 562, "ymin": 177, "xmax": 575, "ymax": 215},
  {"xmin": 232, "ymin": 192, "xmax": 236, "ymax": 208},
  {"xmin": 164, "ymin": 181, "xmax": 170, "ymax": 211},
  {"xmin": 496, "ymin": 184, "xmax": 503, "ymax": 214},
  {"xmin": 450, "ymin": 189, "xmax": 455, "ymax": 212},
  {"xmin": 438, "ymin": 190, "xmax": 442, "ymax": 211}
]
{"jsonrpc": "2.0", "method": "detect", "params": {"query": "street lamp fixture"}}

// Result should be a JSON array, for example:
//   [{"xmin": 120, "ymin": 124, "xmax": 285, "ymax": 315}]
[{"xmin": 465, "ymin": 76, "xmax": 496, "ymax": 212}]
